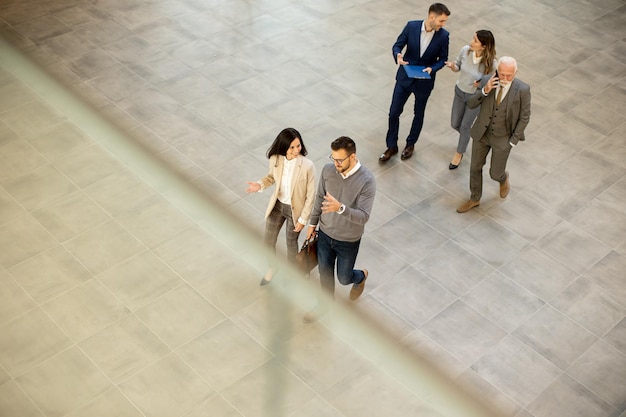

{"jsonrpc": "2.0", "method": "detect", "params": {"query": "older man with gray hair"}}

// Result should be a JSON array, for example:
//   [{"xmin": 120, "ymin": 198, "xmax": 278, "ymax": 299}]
[{"xmin": 457, "ymin": 56, "xmax": 531, "ymax": 213}]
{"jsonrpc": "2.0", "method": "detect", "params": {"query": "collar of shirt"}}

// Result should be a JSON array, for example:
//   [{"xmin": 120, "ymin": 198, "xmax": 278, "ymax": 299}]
[
  {"xmin": 282, "ymin": 156, "xmax": 296, "ymax": 179},
  {"xmin": 472, "ymin": 51, "xmax": 481, "ymax": 65},
  {"xmin": 499, "ymin": 82, "xmax": 512, "ymax": 100},
  {"xmin": 339, "ymin": 160, "xmax": 361, "ymax": 179},
  {"xmin": 277, "ymin": 155, "xmax": 296, "ymax": 204},
  {"xmin": 420, "ymin": 21, "xmax": 435, "ymax": 57}
]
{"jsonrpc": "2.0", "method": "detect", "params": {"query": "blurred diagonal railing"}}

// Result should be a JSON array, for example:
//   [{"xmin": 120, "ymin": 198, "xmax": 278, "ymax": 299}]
[{"xmin": 0, "ymin": 36, "xmax": 503, "ymax": 417}]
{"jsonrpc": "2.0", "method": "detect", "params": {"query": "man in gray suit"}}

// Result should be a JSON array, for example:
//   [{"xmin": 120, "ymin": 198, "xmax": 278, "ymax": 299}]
[{"xmin": 457, "ymin": 56, "xmax": 531, "ymax": 213}]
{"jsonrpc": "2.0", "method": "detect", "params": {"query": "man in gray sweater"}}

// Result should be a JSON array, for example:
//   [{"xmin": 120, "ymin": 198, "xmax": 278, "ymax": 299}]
[{"xmin": 305, "ymin": 136, "xmax": 376, "ymax": 322}]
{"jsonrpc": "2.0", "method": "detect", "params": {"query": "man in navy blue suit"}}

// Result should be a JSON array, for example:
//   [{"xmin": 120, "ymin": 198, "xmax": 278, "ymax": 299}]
[{"xmin": 380, "ymin": 3, "xmax": 450, "ymax": 162}]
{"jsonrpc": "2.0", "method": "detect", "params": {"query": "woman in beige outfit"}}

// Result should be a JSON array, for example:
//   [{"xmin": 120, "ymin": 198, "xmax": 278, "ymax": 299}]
[{"xmin": 245, "ymin": 128, "xmax": 316, "ymax": 285}]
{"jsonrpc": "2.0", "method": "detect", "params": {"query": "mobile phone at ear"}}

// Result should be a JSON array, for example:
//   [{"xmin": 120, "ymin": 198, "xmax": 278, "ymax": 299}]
[{"xmin": 494, "ymin": 69, "xmax": 500, "ymax": 87}]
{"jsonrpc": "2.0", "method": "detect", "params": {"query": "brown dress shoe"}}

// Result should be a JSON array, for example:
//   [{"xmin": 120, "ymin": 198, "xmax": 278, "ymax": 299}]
[
  {"xmin": 400, "ymin": 145, "xmax": 414, "ymax": 160},
  {"xmin": 457, "ymin": 200, "xmax": 480, "ymax": 213},
  {"xmin": 349, "ymin": 269, "xmax": 367, "ymax": 301},
  {"xmin": 500, "ymin": 172, "xmax": 510, "ymax": 198},
  {"xmin": 379, "ymin": 147, "xmax": 398, "ymax": 162}
]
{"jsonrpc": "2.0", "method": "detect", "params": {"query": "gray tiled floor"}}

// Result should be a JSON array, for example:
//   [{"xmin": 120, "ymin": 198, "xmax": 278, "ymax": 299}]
[{"xmin": 1, "ymin": 0, "xmax": 625, "ymax": 416}]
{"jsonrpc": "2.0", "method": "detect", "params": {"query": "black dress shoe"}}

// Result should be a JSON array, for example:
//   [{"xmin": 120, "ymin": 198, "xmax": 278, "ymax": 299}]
[
  {"xmin": 400, "ymin": 145, "xmax": 414, "ymax": 160},
  {"xmin": 379, "ymin": 147, "xmax": 398, "ymax": 162},
  {"xmin": 449, "ymin": 154, "xmax": 463, "ymax": 170},
  {"xmin": 260, "ymin": 277, "xmax": 271, "ymax": 286}
]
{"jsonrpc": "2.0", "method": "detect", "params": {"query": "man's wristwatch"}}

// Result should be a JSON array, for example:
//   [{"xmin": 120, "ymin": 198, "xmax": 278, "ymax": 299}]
[{"xmin": 337, "ymin": 204, "xmax": 346, "ymax": 214}]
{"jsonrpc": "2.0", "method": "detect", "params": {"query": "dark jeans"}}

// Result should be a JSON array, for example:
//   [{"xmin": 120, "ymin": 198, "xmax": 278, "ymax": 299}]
[
  {"xmin": 385, "ymin": 79, "xmax": 433, "ymax": 149},
  {"xmin": 316, "ymin": 229, "xmax": 366, "ymax": 296}
]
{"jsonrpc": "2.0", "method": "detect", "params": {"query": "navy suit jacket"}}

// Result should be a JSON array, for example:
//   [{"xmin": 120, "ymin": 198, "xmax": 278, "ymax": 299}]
[{"xmin": 393, "ymin": 20, "xmax": 449, "ymax": 87}]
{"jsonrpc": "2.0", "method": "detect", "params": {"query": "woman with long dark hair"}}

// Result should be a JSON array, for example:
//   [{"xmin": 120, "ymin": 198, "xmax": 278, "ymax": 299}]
[
  {"xmin": 445, "ymin": 30, "xmax": 496, "ymax": 169},
  {"xmin": 245, "ymin": 128, "xmax": 316, "ymax": 285}
]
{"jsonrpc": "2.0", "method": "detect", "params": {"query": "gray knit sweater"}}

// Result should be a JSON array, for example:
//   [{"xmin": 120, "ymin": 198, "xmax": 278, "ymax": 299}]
[{"xmin": 310, "ymin": 163, "xmax": 376, "ymax": 242}]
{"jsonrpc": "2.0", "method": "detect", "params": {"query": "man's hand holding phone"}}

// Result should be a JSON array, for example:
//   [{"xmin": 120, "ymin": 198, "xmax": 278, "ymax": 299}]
[{"xmin": 485, "ymin": 70, "xmax": 499, "ymax": 94}]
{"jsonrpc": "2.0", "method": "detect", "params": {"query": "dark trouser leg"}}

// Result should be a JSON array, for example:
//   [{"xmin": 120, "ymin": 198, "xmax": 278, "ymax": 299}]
[
  {"xmin": 385, "ymin": 82, "xmax": 412, "ymax": 149},
  {"xmin": 280, "ymin": 203, "xmax": 300, "ymax": 263},
  {"xmin": 316, "ymin": 230, "xmax": 336, "ymax": 296},
  {"xmin": 469, "ymin": 134, "xmax": 492, "ymax": 202},
  {"xmin": 406, "ymin": 80, "xmax": 433, "ymax": 146},
  {"xmin": 334, "ymin": 238, "xmax": 364, "ymax": 286},
  {"xmin": 264, "ymin": 202, "xmax": 286, "ymax": 269},
  {"xmin": 489, "ymin": 137, "xmax": 512, "ymax": 184}
]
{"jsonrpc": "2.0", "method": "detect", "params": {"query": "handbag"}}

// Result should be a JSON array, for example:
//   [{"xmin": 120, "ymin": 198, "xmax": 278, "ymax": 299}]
[{"xmin": 295, "ymin": 232, "xmax": 318, "ymax": 273}]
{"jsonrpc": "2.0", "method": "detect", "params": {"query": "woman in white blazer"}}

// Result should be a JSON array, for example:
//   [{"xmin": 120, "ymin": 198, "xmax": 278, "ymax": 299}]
[{"xmin": 246, "ymin": 128, "xmax": 316, "ymax": 285}]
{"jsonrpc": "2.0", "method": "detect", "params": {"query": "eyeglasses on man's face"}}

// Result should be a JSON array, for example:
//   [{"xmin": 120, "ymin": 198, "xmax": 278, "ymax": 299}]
[{"xmin": 328, "ymin": 153, "xmax": 352, "ymax": 164}]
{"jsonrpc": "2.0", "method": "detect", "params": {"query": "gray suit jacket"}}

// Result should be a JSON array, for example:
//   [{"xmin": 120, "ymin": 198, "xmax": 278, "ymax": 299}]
[{"xmin": 468, "ymin": 78, "xmax": 531, "ymax": 145}]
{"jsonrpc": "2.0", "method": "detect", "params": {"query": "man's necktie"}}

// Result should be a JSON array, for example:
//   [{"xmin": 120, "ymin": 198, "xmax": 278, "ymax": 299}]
[{"xmin": 496, "ymin": 86, "xmax": 503, "ymax": 105}]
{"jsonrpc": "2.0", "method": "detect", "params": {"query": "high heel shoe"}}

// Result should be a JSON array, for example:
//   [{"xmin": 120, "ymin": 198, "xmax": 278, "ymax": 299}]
[
  {"xmin": 449, "ymin": 153, "xmax": 463, "ymax": 170},
  {"xmin": 260, "ymin": 269, "xmax": 275, "ymax": 286}
]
